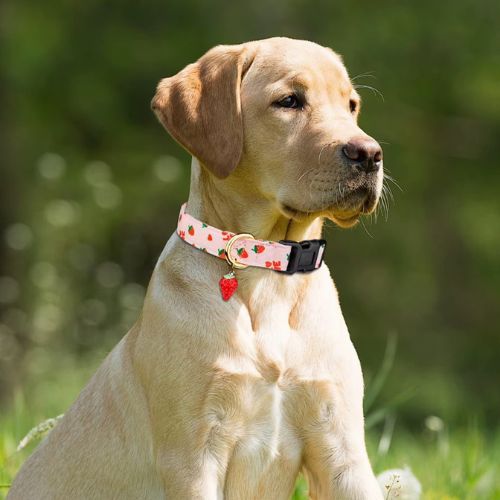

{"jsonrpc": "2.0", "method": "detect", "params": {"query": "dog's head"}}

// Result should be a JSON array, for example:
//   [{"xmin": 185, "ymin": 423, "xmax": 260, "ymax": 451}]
[{"xmin": 152, "ymin": 37, "xmax": 383, "ymax": 228}]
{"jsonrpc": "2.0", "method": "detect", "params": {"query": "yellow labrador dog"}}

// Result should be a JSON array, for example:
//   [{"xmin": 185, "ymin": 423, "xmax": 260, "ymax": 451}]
[{"xmin": 9, "ymin": 37, "xmax": 384, "ymax": 499}]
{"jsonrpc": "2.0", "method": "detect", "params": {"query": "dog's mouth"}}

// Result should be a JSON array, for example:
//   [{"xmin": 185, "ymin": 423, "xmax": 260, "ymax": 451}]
[
  {"xmin": 330, "ymin": 186, "xmax": 379, "ymax": 226},
  {"xmin": 281, "ymin": 185, "xmax": 379, "ymax": 228}
]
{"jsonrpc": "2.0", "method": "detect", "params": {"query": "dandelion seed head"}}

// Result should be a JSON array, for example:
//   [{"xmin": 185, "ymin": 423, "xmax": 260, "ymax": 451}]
[{"xmin": 377, "ymin": 467, "xmax": 422, "ymax": 500}]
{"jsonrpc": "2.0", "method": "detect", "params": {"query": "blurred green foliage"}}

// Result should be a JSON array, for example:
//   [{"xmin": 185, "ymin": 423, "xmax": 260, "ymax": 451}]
[{"xmin": 0, "ymin": 0, "xmax": 499, "ymax": 433}]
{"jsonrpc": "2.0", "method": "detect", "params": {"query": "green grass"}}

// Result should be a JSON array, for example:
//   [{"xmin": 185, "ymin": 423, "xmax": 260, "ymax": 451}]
[
  {"xmin": 2, "ymin": 410, "xmax": 500, "ymax": 499},
  {"xmin": 369, "ymin": 427, "xmax": 500, "ymax": 499},
  {"xmin": 1, "ymin": 360, "xmax": 500, "ymax": 499}
]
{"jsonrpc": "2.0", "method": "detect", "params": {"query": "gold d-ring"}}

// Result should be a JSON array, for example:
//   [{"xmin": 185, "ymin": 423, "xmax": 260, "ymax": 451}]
[{"xmin": 225, "ymin": 233, "xmax": 255, "ymax": 269}]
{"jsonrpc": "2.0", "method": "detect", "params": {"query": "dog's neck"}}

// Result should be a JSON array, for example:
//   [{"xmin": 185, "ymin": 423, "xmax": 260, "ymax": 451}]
[
  {"xmin": 182, "ymin": 158, "xmax": 326, "ymax": 316},
  {"xmin": 186, "ymin": 158, "xmax": 324, "ymax": 244}
]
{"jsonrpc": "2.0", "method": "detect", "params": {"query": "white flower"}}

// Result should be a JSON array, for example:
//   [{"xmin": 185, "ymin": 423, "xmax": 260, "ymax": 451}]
[{"xmin": 377, "ymin": 467, "xmax": 422, "ymax": 499}]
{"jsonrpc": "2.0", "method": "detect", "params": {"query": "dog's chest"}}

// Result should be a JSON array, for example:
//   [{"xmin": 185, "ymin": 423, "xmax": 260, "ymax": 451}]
[
  {"xmin": 198, "ymin": 272, "xmax": 352, "ymax": 492},
  {"xmin": 202, "ymin": 308, "xmax": 319, "ymax": 486},
  {"xmin": 204, "ymin": 351, "xmax": 303, "ymax": 491}
]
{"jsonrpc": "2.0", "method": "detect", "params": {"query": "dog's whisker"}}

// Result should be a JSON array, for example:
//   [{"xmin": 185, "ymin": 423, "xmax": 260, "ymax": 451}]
[
  {"xmin": 360, "ymin": 217, "xmax": 374, "ymax": 238},
  {"xmin": 351, "ymin": 72, "xmax": 376, "ymax": 81},
  {"xmin": 318, "ymin": 145, "xmax": 328, "ymax": 166},
  {"xmin": 318, "ymin": 140, "xmax": 341, "ymax": 167},
  {"xmin": 383, "ymin": 174, "xmax": 403, "ymax": 192},
  {"xmin": 376, "ymin": 193, "xmax": 384, "ymax": 222},
  {"xmin": 337, "ymin": 182, "xmax": 344, "ymax": 206},
  {"xmin": 353, "ymin": 84, "xmax": 385, "ymax": 102},
  {"xmin": 383, "ymin": 183, "xmax": 395, "ymax": 202},
  {"xmin": 383, "ymin": 191, "xmax": 391, "ymax": 221},
  {"xmin": 377, "ymin": 187, "xmax": 388, "ymax": 221},
  {"xmin": 297, "ymin": 167, "xmax": 316, "ymax": 183},
  {"xmin": 380, "ymin": 194, "xmax": 387, "ymax": 219}
]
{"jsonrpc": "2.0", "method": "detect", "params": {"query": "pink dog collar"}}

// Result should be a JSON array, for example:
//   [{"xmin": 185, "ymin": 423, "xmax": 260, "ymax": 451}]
[{"xmin": 177, "ymin": 202, "xmax": 326, "ymax": 300}]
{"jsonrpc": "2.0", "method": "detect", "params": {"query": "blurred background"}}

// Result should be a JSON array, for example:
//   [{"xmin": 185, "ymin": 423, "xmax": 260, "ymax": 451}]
[{"xmin": 0, "ymin": 0, "xmax": 499, "ymax": 479}]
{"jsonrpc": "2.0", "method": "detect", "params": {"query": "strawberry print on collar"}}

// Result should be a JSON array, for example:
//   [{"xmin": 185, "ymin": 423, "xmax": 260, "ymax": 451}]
[{"xmin": 176, "ymin": 202, "xmax": 326, "ymax": 300}]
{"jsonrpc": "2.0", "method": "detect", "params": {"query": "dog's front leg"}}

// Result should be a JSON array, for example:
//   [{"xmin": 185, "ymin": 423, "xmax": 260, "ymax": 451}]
[
  {"xmin": 303, "ymin": 451, "xmax": 382, "ymax": 500},
  {"xmin": 156, "ymin": 446, "xmax": 224, "ymax": 500},
  {"xmin": 301, "ymin": 412, "xmax": 383, "ymax": 500},
  {"xmin": 154, "ymin": 401, "xmax": 239, "ymax": 500},
  {"xmin": 296, "ymin": 350, "xmax": 383, "ymax": 499}
]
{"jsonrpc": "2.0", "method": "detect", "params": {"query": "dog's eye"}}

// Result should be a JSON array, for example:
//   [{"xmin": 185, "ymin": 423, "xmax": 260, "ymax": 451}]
[
  {"xmin": 349, "ymin": 99, "xmax": 358, "ymax": 114},
  {"xmin": 274, "ymin": 94, "xmax": 303, "ymax": 109}
]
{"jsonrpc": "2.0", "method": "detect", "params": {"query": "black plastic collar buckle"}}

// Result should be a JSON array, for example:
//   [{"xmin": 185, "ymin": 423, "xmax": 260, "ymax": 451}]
[{"xmin": 279, "ymin": 239, "xmax": 327, "ymax": 275}]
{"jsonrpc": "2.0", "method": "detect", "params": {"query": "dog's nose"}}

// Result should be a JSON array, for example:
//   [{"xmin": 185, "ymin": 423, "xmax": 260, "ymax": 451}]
[{"xmin": 342, "ymin": 137, "xmax": 383, "ymax": 173}]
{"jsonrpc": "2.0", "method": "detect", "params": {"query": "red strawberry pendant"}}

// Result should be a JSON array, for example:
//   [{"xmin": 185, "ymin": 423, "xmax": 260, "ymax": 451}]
[{"xmin": 219, "ymin": 271, "xmax": 238, "ymax": 301}]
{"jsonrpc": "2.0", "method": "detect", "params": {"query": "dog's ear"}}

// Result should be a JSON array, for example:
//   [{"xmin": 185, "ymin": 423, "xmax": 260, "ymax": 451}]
[{"xmin": 151, "ymin": 45, "xmax": 256, "ymax": 179}]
